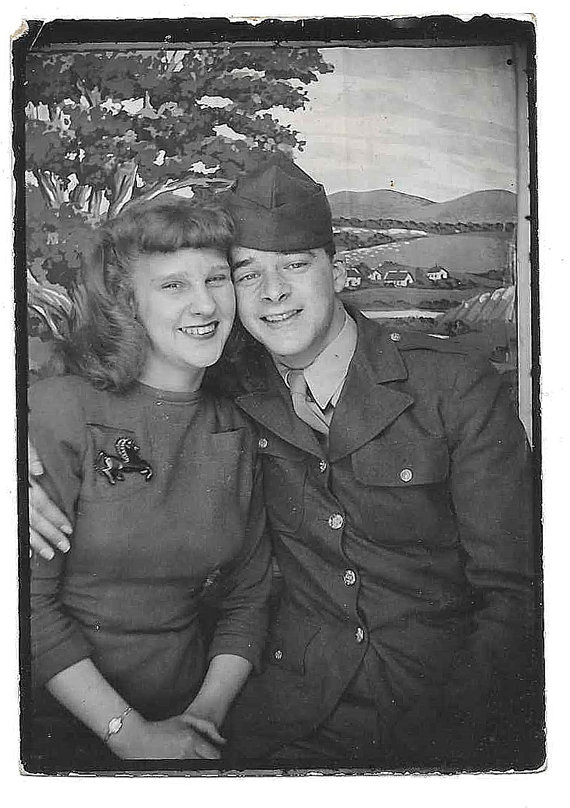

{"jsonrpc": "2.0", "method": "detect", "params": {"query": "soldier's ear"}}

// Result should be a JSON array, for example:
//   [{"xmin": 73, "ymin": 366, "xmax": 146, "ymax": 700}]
[{"xmin": 332, "ymin": 260, "xmax": 347, "ymax": 293}]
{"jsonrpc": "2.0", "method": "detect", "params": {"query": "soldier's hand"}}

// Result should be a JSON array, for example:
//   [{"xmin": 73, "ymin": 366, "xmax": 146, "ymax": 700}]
[
  {"xmin": 28, "ymin": 439, "xmax": 44, "ymax": 478},
  {"xmin": 29, "ymin": 438, "xmax": 72, "ymax": 559}
]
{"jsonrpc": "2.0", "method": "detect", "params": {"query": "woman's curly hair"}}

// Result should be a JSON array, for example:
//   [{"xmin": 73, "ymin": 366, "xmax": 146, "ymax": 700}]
[{"xmin": 59, "ymin": 196, "xmax": 235, "ymax": 392}]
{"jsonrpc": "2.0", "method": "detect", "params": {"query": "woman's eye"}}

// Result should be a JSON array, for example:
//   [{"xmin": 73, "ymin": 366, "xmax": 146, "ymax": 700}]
[
  {"xmin": 162, "ymin": 282, "xmax": 183, "ymax": 290},
  {"xmin": 206, "ymin": 274, "xmax": 230, "ymax": 285}
]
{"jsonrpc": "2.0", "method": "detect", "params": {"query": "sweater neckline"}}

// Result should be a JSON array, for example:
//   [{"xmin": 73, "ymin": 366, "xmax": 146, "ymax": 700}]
[{"xmin": 135, "ymin": 381, "xmax": 203, "ymax": 405}]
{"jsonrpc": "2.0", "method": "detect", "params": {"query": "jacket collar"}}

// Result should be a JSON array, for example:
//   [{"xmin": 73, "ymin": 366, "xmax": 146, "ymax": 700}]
[
  {"xmin": 234, "ymin": 306, "xmax": 414, "ymax": 460},
  {"xmin": 235, "ymin": 352, "xmax": 325, "ymax": 458},
  {"xmin": 327, "ymin": 309, "xmax": 414, "ymax": 462}
]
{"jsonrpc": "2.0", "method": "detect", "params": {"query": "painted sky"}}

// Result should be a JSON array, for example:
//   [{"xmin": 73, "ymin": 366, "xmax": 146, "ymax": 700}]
[{"xmin": 277, "ymin": 46, "xmax": 518, "ymax": 202}]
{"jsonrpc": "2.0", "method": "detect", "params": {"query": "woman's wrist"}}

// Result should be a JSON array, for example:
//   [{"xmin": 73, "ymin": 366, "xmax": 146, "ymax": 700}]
[
  {"xmin": 185, "ymin": 653, "xmax": 252, "ymax": 728},
  {"xmin": 184, "ymin": 697, "xmax": 226, "ymax": 728},
  {"xmin": 105, "ymin": 708, "xmax": 148, "ymax": 757}
]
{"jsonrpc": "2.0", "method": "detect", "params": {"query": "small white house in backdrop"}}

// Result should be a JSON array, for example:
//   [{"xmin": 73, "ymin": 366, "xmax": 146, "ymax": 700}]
[
  {"xmin": 425, "ymin": 266, "xmax": 449, "ymax": 282},
  {"xmin": 344, "ymin": 268, "xmax": 362, "ymax": 289},
  {"xmin": 367, "ymin": 269, "xmax": 384, "ymax": 282},
  {"xmin": 383, "ymin": 270, "xmax": 414, "ymax": 288}
]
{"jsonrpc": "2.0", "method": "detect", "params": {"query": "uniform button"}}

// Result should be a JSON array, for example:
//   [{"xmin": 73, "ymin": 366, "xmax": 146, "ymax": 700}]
[
  {"xmin": 258, "ymin": 437, "xmax": 268, "ymax": 449},
  {"xmin": 319, "ymin": 460, "xmax": 328, "ymax": 473},
  {"xmin": 390, "ymin": 332, "xmax": 401, "ymax": 342},
  {"xmin": 274, "ymin": 649, "xmax": 283, "ymax": 661},
  {"xmin": 355, "ymin": 627, "xmax": 365, "ymax": 643},
  {"xmin": 400, "ymin": 467, "xmax": 413, "ymax": 483},
  {"xmin": 328, "ymin": 513, "xmax": 345, "ymax": 530},
  {"xmin": 343, "ymin": 569, "xmax": 357, "ymax": 586}
]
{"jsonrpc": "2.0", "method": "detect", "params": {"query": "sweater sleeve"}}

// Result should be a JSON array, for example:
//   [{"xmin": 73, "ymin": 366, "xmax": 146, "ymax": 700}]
[
  {"xmin": 28, "ymin": 378, "xmax": 93, "ymax": 687},
  {"xmin": 207, "ymin": 454, "xmax": 272, "ymax": 672}
]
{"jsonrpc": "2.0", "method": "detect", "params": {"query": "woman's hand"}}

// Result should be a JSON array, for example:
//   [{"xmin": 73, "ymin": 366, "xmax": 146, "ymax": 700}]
[
  {"xmin": 182, "ymin": 654, "xmax": 253, "ymax": 732},
  {"xmin": 114, "ymin": 713, "xmax": 227, "ymax": 760}
]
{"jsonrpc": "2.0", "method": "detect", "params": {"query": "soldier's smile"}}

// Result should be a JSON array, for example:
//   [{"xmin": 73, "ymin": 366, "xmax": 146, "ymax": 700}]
[
  {"xmin": 232, "ymin": 245, "xmax": 347, "ymax": 367},
  {"xmin": 261, "ymin": 310, "xmax": 302, "ymax": 326}
]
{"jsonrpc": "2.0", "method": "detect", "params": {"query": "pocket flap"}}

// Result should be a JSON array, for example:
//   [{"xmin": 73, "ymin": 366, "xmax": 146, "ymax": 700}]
[
  {"xmin": 353, "ymin": 437, "xmax": 449, "ymax": 487},
  {"xmin": 256, "ymin": 434, "xmax": 306, "ymax": 463},
  {"xmin": 266, "ymin": 611, "xmax": 321, "ymax": 674}
]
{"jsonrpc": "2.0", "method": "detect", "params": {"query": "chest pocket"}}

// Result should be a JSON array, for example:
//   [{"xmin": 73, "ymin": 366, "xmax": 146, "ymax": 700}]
[
  {"xmin": 353, "ymin": 436, "xmax": 450, "ymax": 488},
  {"xmin": 352, "ymin": 437, "xmax": 452, "ymax": 546},
  {"xmin": 257, "ymin": 436, "xmax": 307, "ymax": 533}
]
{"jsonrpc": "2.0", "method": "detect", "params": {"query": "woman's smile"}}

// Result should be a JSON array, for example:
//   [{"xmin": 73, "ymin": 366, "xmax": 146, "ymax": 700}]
[
  {"xmin": 178, "ymin": 321, "xmax": 220, "ymax": 338},
  {"xmin": 132, "ymin": 247, "xmax": 236, "ymax": 391}
]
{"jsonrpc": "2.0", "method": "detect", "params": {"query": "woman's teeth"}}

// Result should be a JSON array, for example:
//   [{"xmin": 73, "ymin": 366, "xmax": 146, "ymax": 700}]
[{"xmin": 179, "ymin": 323, "xmax": 217, "ymax": 336}]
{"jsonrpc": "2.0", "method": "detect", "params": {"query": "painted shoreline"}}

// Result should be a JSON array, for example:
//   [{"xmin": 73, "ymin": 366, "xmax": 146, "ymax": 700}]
[{"xmin": 362, "ymin": 309, "xmax": 443, "ymax": 319}]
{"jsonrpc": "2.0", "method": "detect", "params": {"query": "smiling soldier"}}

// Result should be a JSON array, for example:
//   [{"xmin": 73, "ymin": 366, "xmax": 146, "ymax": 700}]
[
  {"xmin": 218, "ymin": 161, "xmax": 539, "ymax": 769},
  {"xmin": 29, "ymin": 161, "xmax": 540, "ymax": 770}
]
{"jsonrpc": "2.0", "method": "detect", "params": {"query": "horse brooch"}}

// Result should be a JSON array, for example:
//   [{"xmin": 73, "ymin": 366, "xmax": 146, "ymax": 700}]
[{"xmin": 94, "ymin": 437, "xmax": 153, "ymax": 486}]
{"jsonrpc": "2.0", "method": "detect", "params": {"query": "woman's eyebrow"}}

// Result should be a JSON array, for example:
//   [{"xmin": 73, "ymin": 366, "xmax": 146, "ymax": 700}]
[
  {"xmin": 153, "ymin": 265, "xmax": 229, "ymax": 282},
  {"xmin": 152, "ymin": 271, "xmax": 186, "ymax": 282},
  {"xmin": 206, "ymin": 264, "xmax": 232, "ymax": 273}
]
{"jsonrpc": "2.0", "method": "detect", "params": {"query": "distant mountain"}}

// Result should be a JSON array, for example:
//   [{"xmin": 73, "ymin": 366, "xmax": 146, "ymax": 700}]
[
  {"xmin": 328, "ymin": 189, "xmax": 433, "ymax": 220},
  {"xmin": 329, "ymin": 188, "xmax": 517, "ymax": 224},
  {"xmin": 419, "ymin": 190, "xmax": 517, "ymax": 223}
]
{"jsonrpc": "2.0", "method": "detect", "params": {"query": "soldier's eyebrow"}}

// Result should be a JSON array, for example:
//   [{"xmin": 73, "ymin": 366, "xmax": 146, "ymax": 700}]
[
  {"xmin": 280, "ymin": 250, "xmax": 316, "ymax": 259},
  {"xmin": 231, "ymin": 250, "xmax": 317, "ymax": 274},
  {"xmin": 231, "ymin": 257, "xmax": 254, "ymax": 272}
]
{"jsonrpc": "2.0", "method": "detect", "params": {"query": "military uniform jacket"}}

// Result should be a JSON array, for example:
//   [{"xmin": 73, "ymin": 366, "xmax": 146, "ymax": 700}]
[{"xmin": 226, "ymin": 312, "xmax": 537, "ymax": 764}]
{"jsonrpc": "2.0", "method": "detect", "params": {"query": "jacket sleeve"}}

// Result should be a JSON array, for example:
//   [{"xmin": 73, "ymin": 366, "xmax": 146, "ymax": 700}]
[
  {"xmin": 396, "ymin": 358, "xmax": 540, "ymax": 763},
  {"xmin": 28, "ymin": 379, "xmax": 93, "ymax": 687},
  {"xmin": 206, "ymin": 454, "xmax": 272, "ymax": 672}
]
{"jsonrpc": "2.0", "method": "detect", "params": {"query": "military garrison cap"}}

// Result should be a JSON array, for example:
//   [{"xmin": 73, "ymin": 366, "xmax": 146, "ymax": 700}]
[{"xmin": 225, "ymin": 160, "xmax": 333, "ymax": 252}]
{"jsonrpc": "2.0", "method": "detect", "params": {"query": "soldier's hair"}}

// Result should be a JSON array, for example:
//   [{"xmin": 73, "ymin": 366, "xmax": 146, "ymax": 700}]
[
  {"xmin": 323, "ymin": 241, "xmax": 336, "ymax": 260},
  {"xmin": 59, "ymin": 196, "xmax": 235, "ymax": 392}
]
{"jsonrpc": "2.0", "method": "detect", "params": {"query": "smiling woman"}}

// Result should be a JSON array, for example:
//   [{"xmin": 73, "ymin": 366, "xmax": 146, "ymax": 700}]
[
  {"xmin": 26, "ymin": 197, "xmax": 271, "ymax": 769},
  {"xmin": 61, "ymin": 198, "xmax": 237, "ymax": 393},
  {"xmin": 132, "ymin": 247, "xmax": 235, "ymax": 392}
]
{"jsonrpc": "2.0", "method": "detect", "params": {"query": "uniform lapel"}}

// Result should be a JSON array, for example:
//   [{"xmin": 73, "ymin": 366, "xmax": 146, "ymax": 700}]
[{"xmin": 328, "ymin": 316, "xmax": 414, "ymax": 463}]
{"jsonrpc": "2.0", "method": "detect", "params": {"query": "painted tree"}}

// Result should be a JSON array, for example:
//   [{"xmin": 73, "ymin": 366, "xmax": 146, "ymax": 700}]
[{"xmin": 25, "ymin": 46, "xmax": 333, "ymax": 375}]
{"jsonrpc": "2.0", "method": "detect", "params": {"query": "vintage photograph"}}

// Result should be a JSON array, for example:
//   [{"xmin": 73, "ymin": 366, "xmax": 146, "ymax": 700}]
[{"xmin": 16, "ymin": 16, "xmax": 543, "ymax": 776}]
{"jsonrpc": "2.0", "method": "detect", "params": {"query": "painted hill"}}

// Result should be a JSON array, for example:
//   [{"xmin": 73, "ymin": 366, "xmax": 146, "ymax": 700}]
[
  {"xmin": 420, "ymin": 190, "xmax": 517, "ymax": 223},
  {"xmin": 328, "ymin": 189, "xmax": 433, "ymax": 220},
  {"xmin": 329, "ymin": 188, "xmax": 517, "ymax": 224}
]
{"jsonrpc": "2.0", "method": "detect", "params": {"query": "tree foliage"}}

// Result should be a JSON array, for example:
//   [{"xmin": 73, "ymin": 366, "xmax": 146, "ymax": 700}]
[{"xmin": 25, "ymin": 46, "xmax": 333, "ymax": 374}]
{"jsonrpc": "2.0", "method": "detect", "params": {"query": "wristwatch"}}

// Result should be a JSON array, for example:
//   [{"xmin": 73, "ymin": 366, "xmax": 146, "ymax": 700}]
[{"xmin": 103, "ymin": 706, "xmax": 133, "ymax": 744}]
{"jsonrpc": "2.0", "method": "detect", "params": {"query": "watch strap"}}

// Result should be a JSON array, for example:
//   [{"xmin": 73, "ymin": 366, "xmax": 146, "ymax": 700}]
[{"xmin": 103, "ymin": 706, "xmax": 133, "ymax": 744}]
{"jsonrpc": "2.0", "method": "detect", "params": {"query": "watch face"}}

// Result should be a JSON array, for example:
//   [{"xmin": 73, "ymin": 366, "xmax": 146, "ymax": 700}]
[{"xmin": 108, "ymin": 717, "xmax": 122, "ymax": 734}]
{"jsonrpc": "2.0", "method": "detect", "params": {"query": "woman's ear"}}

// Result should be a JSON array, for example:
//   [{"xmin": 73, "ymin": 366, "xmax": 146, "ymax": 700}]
[{"xmin": 122, "ymin": 285, "xmax": 138, "ymax": 318}]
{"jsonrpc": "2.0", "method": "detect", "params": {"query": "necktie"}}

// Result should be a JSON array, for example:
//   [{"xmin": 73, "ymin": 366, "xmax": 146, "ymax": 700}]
[{"xmin": 286, "ymin": 369, "xmax": 329, "ymax": 435}]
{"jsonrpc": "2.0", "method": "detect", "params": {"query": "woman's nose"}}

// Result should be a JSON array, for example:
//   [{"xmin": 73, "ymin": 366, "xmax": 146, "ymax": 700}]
[{"xmin": 186, "ymin": 285, "xmax": 217, "ymax": 317}]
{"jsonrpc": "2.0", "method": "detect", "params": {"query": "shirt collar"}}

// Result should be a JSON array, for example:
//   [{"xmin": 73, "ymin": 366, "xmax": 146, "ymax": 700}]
[{"xmin": 274, "ymin": 310, "xmax": 357, "ymax": 410}]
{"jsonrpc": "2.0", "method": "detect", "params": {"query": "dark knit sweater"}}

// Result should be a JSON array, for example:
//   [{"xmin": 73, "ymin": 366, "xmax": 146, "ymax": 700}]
[{"xmin": 29, "ymin": 376, "xmax": 270, "ymax": 721}]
